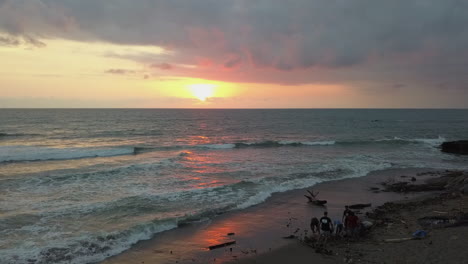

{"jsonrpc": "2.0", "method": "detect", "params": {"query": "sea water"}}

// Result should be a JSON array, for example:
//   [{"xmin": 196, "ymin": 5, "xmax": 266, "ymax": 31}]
[{"xmin": 1, "ymin": 109, "xmax": 468, "ymax": 263}]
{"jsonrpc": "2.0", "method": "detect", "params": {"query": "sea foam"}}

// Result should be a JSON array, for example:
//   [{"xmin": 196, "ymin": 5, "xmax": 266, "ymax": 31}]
[{"xmin": 0, "ymin": 145, "xmax": 136, "ymax": 162}]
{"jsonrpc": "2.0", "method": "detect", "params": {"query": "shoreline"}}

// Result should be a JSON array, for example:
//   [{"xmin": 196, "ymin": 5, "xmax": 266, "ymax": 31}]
[{"xmin": 101, "ymin": 168, "xmax": 444, "ymax": 264}]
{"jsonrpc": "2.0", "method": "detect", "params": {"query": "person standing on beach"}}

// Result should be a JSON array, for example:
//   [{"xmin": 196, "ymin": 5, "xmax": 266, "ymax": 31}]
[
  {"xmin": 334, "ymin": 220, "xmax": 344, "ymax": 237},
  {"xmin": 310, "ymin": 217, "xmax": 320, "ymax": 236},
  {"xmin": 319, "ymin": 211, "xmax": 334, "ymax": 243},
  {"xmin": 344, "ymin": 211, "xmax": 360, "ymax": 238},
  {"xmin": 342, "ymin": 205, "xmax": 352, "ymax": 222}
]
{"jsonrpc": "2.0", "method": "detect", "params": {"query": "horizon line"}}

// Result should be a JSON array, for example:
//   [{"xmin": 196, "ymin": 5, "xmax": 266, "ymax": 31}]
[{"xmin": 1, "ymin": 107, "xmax": 468, "ymax": 110}]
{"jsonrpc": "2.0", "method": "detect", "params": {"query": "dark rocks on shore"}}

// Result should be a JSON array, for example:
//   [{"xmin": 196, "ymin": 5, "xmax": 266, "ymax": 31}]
[
  {"xmin": 418, "ymin": 213, "xmax": 468, "ymax": 229},
  {"xmin": 348, "ymin": 203, "xmax": 372, "ymax": 210},
  {"xmin": 440, "ymin": 140, "xmax": 468, "ymax": 155},
  {"xmin": 382, "ymin": 171, "xmax": 468, "ymax": 194},
  {"xmin": 383, "ymin": 181, "xmax": 446, "ymax": 193}
]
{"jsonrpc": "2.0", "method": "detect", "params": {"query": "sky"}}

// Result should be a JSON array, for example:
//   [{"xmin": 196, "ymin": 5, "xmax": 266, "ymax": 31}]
[{"xmin": 1, "ymin": 0, "xmax": 468, "ymax": 108}]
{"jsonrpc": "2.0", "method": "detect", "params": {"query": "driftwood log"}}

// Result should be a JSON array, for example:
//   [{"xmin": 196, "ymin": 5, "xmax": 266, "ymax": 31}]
[
  {"xmin": 208, "ymin": 241, "xmax": 236, "ymax": 250},
  {"xmin": 304, "ymin": 189, "xmax": 327, "ymax": 206}
]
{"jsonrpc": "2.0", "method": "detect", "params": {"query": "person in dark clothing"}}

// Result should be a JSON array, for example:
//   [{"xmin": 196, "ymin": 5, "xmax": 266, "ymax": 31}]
[
  {"xmin": 310, "ymin": 217, "xmax": 320, "ymax": 235},
  {"xmin": 342, "ymin": 205, "xmax": 352, "ymax": 222},
  {"xmin": 344, "ymin": 211, "xmax": 360, "ymax": 238},
  {"xmin": 319, "ymin": 211, "xmax": 334, "ymax": 243}
]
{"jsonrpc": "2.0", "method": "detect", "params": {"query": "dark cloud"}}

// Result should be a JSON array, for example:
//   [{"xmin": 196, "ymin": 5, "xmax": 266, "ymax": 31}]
[
  {"xmin": 0, "ymin": 35, "xmax": 19, "ymax": 46},
  {"xmin": 23, "ymin": 35, "xmax": 46, "ymax": 47},
  {"xmin": 224, "ymin": 55, "xmax": 242, "ymax": 69},
  {"xmin": 0, "ymin": 0, "xmax": 77, "ymax": 36},
  {"xmin": 150, "ymin": 63, "xmax": 173, "ymax": 70},
  {"xmin": 105, "ymin": 69, "xmax": 137, "ymax": 75},
  {"xmin": 1, "ymin": 0, "xmax": 468, "ymax": 86},
  {"xmin": 0, "ymin": 34, "xmax": 45, "ymax": 47}
]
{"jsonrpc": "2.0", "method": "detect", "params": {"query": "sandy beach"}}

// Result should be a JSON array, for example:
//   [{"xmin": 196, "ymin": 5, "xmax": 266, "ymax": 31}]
[{"xmin": 100, "ymin": 168, "xmax": 468, "ymax": 264}]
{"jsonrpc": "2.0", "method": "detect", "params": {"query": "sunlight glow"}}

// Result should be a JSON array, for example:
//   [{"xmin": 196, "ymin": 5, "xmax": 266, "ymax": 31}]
[{"xmin": 189, "ymin": 84, "xmax": 216, "ymax": 101}]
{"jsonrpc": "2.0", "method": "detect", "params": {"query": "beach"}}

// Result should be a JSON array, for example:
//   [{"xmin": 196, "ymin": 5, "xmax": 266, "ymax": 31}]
[{"xmin": 101, "ymin": 168, "xmax": 468, "ymax": 264}]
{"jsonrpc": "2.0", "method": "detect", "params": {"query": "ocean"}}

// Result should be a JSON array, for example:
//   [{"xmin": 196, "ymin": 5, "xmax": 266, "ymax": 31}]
[{"xmin": 1, "ymin": 109, "xmax": 467, "ymax": 263}]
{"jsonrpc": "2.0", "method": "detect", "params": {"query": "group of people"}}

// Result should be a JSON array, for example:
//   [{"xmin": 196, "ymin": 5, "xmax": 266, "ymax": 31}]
[{"xmin": 310, "ymin": 206, "xmax": 360, "ymax": 242}]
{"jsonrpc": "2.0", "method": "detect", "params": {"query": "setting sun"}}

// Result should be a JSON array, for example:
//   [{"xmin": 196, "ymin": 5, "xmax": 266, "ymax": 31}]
[{"xmin": 189, "ymin": 84, "xmax": 216, "ymax": 101}]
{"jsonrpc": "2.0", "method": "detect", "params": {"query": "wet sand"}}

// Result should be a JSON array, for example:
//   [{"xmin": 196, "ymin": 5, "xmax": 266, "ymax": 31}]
[{"xmin": 101, "ymin": 168, "xmax": 442, "ymax": 264}]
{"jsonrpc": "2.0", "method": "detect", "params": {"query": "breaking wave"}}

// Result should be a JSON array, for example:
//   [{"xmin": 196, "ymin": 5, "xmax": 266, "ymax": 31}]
[
  {"xmin": 194, "ymin": 137, "xmax": 445, "ymax": 149},
  {"xmin": 0, "ymin": 132, "xmax": 39, "ymax": 138},
  {"xmin": 0, "ymin": 137, "xmax": 446, "ymax": 163},
  {"xmin": 0, "ymin": 145, "xmax": 136, "ymax": 163}
]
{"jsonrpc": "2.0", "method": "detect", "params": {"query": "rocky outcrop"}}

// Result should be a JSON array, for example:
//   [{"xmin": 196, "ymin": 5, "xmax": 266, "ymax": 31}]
[
  {"xmin": 381, "ymin": 170, "xmax": 468, "ymax": 195},
  {"xmin": 441, "ymin": 140, "xmax": 468, "ymax": 155}
]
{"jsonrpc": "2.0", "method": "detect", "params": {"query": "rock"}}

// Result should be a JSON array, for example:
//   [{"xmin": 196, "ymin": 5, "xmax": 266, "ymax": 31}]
[
  {"xmin": 348, "ymin": 203, "xmax": 372, "ymax": 209},
  {"xmin": 361, "ymin": 221, "xmax": 373, "ymax": 228},
  {"xmin": 417, "ymin": 216, "xmax": 460, "ymax": 228},
  {"xmin": 460, "ymin": 184, "xmax": 468, "ymax": 195},
  {"xmin": 383, "ymin": 181, "xmax": 446, "ymax": 193},
  {"xmin": 441, "ymin": 140, "xmax": 468, "ymax": 155}
]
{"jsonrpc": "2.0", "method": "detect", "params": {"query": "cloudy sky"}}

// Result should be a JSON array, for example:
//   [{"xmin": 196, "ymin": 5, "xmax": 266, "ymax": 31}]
[{"xmin": 1, "ymin": 0, "xmax": 468, "ymax": 108}]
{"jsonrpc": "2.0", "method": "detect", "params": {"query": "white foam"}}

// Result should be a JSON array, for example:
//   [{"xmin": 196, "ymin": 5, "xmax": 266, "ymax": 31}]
[
  {"xmin": 0, "ymin": 221, "xmax": 178, "ymax": 264},
  {"xmin": 374, "ymin": 136, "xmax": 446, "ymax": 147},
  {"xmin": 0, "ymin": 145, "xmax": 135, "ymax": 162},
  {"xmin": 375, "ymin": 136, "xmax": 403, "ymax": 142},
  {"xmin": 301, "ymin": 141, "xmax": 336, "ymax": 146},
  {"xmin": 276, "ymin": 140, "xmax": 336, "ymax": 146},
  {"xmin": 412, "ymin": 136, "xmax": 446, "ymax": 147},
  {"xmin": 236, "ymin": 177, "xmax": 323, "ymax": 210},
  {"xmin": 236, "ymin": 154, "xmax": 392, "ymax": 210},
  {"xmin": 197, "ymin": 144, "xmax": 236, "ymax": 149}
]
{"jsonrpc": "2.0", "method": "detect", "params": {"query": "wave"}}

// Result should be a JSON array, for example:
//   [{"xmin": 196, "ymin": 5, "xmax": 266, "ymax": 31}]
[
  {"xmin": 0, "ymin": 218, "xmax": 178, "ymax": 264},
  {"xmin": 0, "ymin": 132, "xmax": 38, "ymax": 138},
  {"xmin": 283, "ymin": 140, "xmax": 336, "ymax": 146},
  {"xmin": 195, "ymin": 140, "xmax": 336, "ymax": 149},
  {"xmin": 372, "ymin": 136, "xmax": 446, "ymax": 147},
  {"xmin": 411, "ymin": 136, "xmax": 446, "ymax": 147},
  {"xmin": 193, "ymin": 137, "xmax": 445, "ymax": 149},
  {"xmin": 0, "ymin": 145, "xmax": 136, "ymax": 163},
  {"xmin": 196, "ymin": 143, "xmax": 237, "ymax": 149},
  {"xmin": 0, "ymin": 136, "xmax": 446, "ymax": 163}
]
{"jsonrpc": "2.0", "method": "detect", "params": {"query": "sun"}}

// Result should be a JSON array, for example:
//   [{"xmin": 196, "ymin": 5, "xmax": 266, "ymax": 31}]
[{"xmin": 189, "ymin": 84, "xmax": 216, "ymax": 101}]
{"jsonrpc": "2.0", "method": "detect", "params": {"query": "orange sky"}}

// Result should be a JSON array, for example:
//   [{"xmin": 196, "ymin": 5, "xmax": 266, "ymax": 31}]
[
  {"xmin": 1, "ymin": 37, "xmax": 463, "ymax": 108},
  {"xmin": 0, "ymin": 37, "xmax": 357, "ymax": 108}
]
